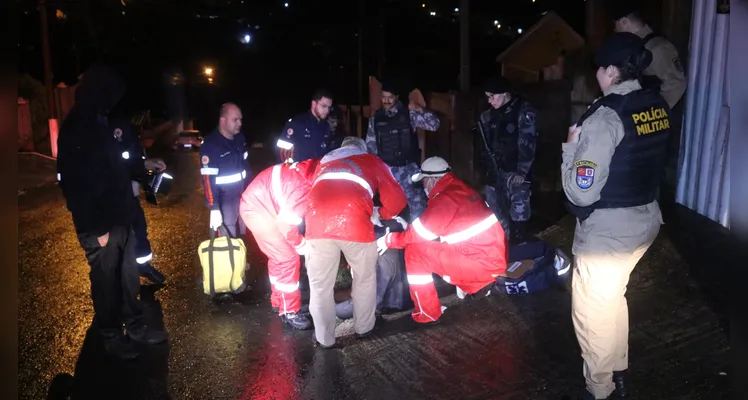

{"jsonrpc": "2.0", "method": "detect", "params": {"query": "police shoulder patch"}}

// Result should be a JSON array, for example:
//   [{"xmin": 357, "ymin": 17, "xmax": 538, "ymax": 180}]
[
  {"xmin": 524, "ymin": 110, "xmax": 535, "ymax": 126},
  {"xmin": 672, "ymin": 57, "xmax": 684, "ymax": 74},
  {"xmin": 574, "ymin": 160, "xmax": 597, "ymax": 189},
  {"xmin": 201, "ymin": 155, "xmax": 209, "ymax": 165}
]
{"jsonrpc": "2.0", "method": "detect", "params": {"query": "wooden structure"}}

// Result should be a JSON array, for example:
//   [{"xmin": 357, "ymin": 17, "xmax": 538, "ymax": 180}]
[{"xmin": 496, "ymin": 11, "xmax": 585, "ymax": 83}]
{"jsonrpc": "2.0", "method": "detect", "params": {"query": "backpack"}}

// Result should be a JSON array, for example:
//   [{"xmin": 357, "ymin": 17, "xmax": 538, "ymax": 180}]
[{"xmin": 495, "ymin": 240, "xmax": 571, "ymax": 295}]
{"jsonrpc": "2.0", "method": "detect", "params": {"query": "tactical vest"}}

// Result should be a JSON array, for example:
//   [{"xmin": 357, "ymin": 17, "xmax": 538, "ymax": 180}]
[
  {"xmin": 483, "ymin": 98, "xmax": 522, "ymax": 174},
  {"xmin": 639, "ymin": 34, "xmax": 663, "ymax": 93},
  {"xmin": 374, "ymin": 105, "xmax": 420, "ymax": 166},
  {"xmin": 566, "ymin": 88, "xmax": 671, "ymax": 221}
]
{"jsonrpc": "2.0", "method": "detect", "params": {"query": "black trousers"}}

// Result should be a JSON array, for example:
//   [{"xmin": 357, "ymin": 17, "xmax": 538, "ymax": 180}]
[
  {"xmin": 77, "ymin": 225, "xmax": 143, "ymax": 338},
  {"xmin": 131, "ymin": 197, "xmax": 153, "ymax": 266}
]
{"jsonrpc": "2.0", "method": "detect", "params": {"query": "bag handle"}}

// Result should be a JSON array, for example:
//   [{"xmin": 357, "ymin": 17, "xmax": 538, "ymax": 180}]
[
  {"xmin": 208, "ymin": 223, "xmax": 237, "ymax": 295},
  {"xmin": 208, "ymin": 229, "xmax": 216, "ymax": 295}
]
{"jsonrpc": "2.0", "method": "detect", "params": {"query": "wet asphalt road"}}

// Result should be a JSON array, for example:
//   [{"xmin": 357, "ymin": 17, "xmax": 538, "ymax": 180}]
[{"xmin": 19, "ymin": 150, "xmax": 730, "ymax": 400}]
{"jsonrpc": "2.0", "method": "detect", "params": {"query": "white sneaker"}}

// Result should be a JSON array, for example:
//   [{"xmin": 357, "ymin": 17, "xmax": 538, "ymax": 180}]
[{"xmin": 456, "ymin": 287, "xmax": 466, "ymax": 299}]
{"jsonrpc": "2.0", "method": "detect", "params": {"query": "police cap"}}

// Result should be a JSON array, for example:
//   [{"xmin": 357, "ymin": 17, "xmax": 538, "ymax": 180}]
[
  {"xmin": 380, "ymin": 81, "xmax": 398, "ymax": 96},
  {"xmin": 483, "ymin": 76, "xmax": 513, "ymax": 95},
  {"xmin": 594, "ymin": 32, "xmax": 653, "ymax": 69}
]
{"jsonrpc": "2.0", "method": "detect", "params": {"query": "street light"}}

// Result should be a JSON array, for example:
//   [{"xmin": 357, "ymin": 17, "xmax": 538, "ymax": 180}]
[{"xmin": 204, "ymin": 67, "xmax": 213, "ymax": 76}]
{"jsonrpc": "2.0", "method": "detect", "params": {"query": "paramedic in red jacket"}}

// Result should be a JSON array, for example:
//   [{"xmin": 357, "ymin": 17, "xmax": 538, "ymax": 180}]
[
  {"xmin": 239, "ymin": 158, "xmax": 320, "ymax": 330},
  {"xmin": 305, "ymin": 136, "xmax": 408, "ymax": 348},
  {"xmin": 377, "ymin": 157, "xmax": 508, "ymax": 324}
]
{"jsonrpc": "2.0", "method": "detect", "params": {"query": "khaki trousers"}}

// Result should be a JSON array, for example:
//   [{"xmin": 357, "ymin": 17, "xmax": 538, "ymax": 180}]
[
  {"xmin": 571, "ymin": 203, "xmax": 662, "ymax": 399},
  {"xmin": 306, "ymin": 239, "xmax": 379, "ymax": 347}
]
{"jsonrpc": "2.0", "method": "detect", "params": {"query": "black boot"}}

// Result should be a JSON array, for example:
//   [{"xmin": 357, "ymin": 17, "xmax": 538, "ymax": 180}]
[
  {"xmin": 612, "ymin": 370, "xmax": 629, "ymax": 398},
  {"xmin": 139, "ymin": 262, "xmax": 166, "ymax": 285},
  {"xmin": 102, "ymin": 335, "xmax": 140, "ymax": 360},
  {"xmin": 126, "ymin": 325, "xmax": 168, "ymax": 345},
  {"xmin": 282, "ymin": 312, "xmax": 313, "ymax": 330}
]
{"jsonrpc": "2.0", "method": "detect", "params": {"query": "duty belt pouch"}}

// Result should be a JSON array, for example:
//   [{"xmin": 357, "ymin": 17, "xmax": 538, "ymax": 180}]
[
  {"xmin": 495, "ymin": 240, "xmax": 571, "ymax": 295},
  {"xmin": 198, "ymin": 226, "xmax": 247, "ymax": 295}
]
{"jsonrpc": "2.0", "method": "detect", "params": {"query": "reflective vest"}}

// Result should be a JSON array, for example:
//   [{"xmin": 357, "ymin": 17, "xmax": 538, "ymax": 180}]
[
  {"xmin": 374, "ymin": 105, "xmax": 419, "ymax": 166},
  {"xmin": 567, "ymin": 88, "xmax": 671, "ymax": 221}
]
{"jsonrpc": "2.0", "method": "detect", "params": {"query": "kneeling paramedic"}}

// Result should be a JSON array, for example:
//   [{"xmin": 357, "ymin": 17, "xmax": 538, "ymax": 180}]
[
  {"xmin": 111, "ymin": 115, "xmax": 166, "ymax": 284},
  {"xmin": 239, "ymin": 159, "xmax": 320, "ymax": 330},
  {"xmin": 377, "ymin": 157, "xmax": 508, "ymax": 324},
  {"xmin": 305, "ymin": 136, "xmax": 407, "ymax": 348},
  {"xmin": 562, "ymin": 33, "xmax": 668, "ymax": 399},
  {"xmin": 200, "ymin": 103, "xmax": 252, "ymax": 238}
]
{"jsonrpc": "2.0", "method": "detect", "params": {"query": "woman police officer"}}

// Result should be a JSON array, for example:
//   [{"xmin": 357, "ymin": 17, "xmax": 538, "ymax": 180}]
[{"xmin": 562, "ymin": 32, "xmax": 672, "ymax": 399}]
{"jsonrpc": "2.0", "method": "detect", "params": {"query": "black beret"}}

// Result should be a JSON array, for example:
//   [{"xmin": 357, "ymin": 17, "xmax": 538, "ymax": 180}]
[
  {"xmin": 380, "ymin": 81, "xmax": 398, "ymax": 95},
  {"xmin": 594, "ymin": 32, "xmax": 653, "ymax": 69},
  {"xmin": 483, "ymin": 76, "xmax": 513, "ymax": 95}
]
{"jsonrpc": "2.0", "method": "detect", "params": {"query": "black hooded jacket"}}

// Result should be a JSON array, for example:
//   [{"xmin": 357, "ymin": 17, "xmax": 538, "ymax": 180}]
[{"xmin": 57, "ymin": 64, "xmax": 134, "ymax": 236}]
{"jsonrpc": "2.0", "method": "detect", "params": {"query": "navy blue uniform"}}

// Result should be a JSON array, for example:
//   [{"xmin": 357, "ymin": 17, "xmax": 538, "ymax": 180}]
[
  {"xmin": 199, "ymin": 129, "xmax": 252, "ymax": 237},
  {"xmin": 276, "ymin": 111, "xmax": 332, "ymax": 163},
  {"xmin": 110, "ymin": 118, "xmax": 155, "ymax": 266}
]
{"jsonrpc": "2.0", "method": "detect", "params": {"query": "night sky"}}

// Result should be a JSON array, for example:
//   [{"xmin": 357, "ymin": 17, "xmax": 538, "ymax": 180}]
[{"xmin": 18, "ymin": 0, "xmax": 586, "ymax": 139}]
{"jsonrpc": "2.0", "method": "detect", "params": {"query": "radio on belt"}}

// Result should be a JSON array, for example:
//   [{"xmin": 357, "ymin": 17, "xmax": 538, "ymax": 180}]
[{"xmin": 144, "ymin": 169, "xmax": 174, "ymax": 205}]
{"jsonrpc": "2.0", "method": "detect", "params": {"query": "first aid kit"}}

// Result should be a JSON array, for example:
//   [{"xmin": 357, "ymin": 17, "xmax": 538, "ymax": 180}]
[{"xmin": 198, "ymin": 228, "xmax": 247, "ymax": 296}]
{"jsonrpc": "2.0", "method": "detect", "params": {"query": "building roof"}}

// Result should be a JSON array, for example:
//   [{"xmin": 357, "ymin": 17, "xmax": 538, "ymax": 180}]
[{"xmin": 496, "ymin": 11, "xmax": 585, "ymax": 71}]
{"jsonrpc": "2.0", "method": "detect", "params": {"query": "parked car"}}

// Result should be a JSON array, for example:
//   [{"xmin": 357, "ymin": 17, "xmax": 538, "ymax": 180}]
[{"xmin": 173, "ymin": 130, "xmax": 203, "ymax": 151}]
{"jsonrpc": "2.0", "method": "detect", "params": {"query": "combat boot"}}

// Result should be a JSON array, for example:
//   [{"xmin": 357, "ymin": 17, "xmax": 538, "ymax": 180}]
[{"xmin": 139, "ymin": 262, "xmax": 166, "ymax": 285}]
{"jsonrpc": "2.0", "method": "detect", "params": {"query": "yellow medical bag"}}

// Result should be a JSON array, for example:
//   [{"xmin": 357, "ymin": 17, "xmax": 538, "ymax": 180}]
[{"xmin": 198, "ymin": 230, "xmax": 247, "ymax": 295}]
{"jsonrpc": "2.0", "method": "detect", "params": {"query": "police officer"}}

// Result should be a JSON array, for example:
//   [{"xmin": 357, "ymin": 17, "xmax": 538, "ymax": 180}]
[
  {"xmin": 562, "ymin": 33, "xmax": 668, "ymax": 399},
  {"xmin": 613, "ymin": 4, "xmax": 687, "ymax": 108},
  {"xmin": 364, "ymin": 81, "xmax": 441, "ymax": 220},
  {"xmin": 477, "ymin": 76, "xmax": 538, "ymax": 243},
  {"xmin": 276, "ymin": 89, "xmax": 335, "ymax": 163},
  {"xmin": 199, "ymin": 103, "xmax": 252, "ymax": 238},
  {"xmin": 111, "ymin": 115, "xmax": 167, "ymax": 284}
]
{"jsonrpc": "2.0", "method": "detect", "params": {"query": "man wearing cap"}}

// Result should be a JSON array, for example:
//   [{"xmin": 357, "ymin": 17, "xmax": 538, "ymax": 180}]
[
  {"xmin": 563, "ymin": 33, "xmax": 669, "ymax": 399},
  {"xmin": 477, "ymin": 76, "xmax": 538, "ymax": 243},
  {"xmin": 365, "ymin": 81, "xmax": 441, "ymax": 221},
  {"xmin": 305, "ymin": 136, "xmax": 408, "ymax": 348},
  {"xmin": 377, "ymin": 157, "xmax": 508, "ymax": 325},
  {"xmin": 613, "ymin": 4, "xmax": 686, "ymax": 108}
]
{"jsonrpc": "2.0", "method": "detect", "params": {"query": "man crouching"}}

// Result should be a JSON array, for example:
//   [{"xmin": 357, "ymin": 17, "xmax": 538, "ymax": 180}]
[{"xmin": 377, "ymin": 157, "xmax": 508, "ymax": 324}]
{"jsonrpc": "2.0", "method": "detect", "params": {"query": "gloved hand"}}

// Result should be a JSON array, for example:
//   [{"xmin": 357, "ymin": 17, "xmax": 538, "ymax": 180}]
[
  {"xmin": 209, "ymin": 209, "xmax": 223, "ymax": 231},
  {"xmin": 376, "ymin": 228, "xmax": 390, "ymax": 255},
  {"xmin": 295, "ymin": 239, "xmax": 309, "ymax": 255},
  {"xmin": 371, "ymin": 206, "xmax": 383, "ymax": 227},
  {"xmin": 393, "ymin": 216, "xmax": 408, "ymax": 230},
  {"xmin": 456, "ymin": 287, "xmax": 467, "ymax": 300}
]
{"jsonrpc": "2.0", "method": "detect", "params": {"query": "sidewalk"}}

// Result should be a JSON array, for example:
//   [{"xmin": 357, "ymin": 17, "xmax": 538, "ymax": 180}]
[{"xmin": 18, "ymin": 152, "xmax": 57, "ymax": 193}]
